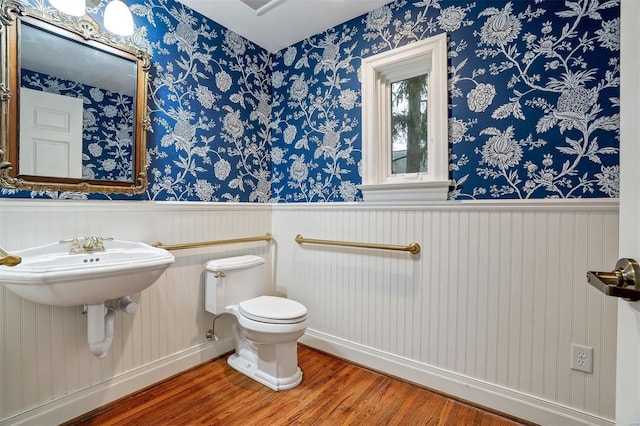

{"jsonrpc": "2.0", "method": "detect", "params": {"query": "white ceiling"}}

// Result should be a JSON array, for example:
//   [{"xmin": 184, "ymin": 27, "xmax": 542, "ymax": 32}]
[{"xmin": 176, "ymin": 0, "xmax": 395, "ymax": 53}]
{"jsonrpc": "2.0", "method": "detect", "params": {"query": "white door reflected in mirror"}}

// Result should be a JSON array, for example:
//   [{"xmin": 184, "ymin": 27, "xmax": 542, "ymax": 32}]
[{"xmin": 19, "ymin": 87, "xmax": 83, "ymax": 178}]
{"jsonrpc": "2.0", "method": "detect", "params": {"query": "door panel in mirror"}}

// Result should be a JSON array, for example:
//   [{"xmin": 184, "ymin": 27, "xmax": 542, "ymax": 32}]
[{"xmin": 20, "ymin": 88, "xmax": 84, "ymax": 178}]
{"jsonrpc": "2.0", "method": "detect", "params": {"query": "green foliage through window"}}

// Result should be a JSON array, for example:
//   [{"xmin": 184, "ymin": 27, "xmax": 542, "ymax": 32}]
[{"xmin": 391, "ymin": 73, "xmax": 428, "ymax": 174}]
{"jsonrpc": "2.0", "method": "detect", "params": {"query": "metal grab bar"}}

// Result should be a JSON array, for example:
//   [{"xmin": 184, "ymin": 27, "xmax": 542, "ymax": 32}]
[
  {"xmin": 152, "ymin": 233, "xmax": 273, "ymax": 251},
  {"xmin": 295, "ymin": 234, "xmax": 421, "ymax": 255},
  {"xmin": 0, "ymin": 246, "xmax": 21, "ymax": 267}
]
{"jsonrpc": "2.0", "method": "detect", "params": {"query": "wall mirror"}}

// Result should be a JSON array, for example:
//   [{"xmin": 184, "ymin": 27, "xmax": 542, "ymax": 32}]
[{"xmin": 0, "ymin": 0, "xmax": 150, "ymax": 194}]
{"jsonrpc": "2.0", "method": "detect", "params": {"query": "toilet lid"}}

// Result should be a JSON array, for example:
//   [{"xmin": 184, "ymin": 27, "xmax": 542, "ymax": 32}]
[{"xmin": 239, "ymin": 296, "xmax": 307, "ymax": 324}]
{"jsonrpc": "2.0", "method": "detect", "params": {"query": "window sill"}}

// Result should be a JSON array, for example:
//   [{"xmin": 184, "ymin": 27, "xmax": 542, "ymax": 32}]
[{"xmin": 359, "ymin": 181, "xmax": 451, "ymax": 203}]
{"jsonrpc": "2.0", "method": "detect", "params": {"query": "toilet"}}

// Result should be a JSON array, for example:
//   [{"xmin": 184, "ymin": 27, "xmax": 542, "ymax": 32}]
[{"xmin": 204, "ymin": 255, "xmax": 308, "ymax": 391}]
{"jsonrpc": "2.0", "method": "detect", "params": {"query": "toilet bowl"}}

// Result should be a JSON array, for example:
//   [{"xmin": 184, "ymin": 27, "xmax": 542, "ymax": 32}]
[{"xmin": 205, "ymin": 256, "xmax": 308, "ymax": 391}]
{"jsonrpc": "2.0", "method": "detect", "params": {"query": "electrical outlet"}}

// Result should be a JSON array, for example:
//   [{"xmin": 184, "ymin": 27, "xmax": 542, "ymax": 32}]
[{"xmin": 571, "ymin": 343, "xmax": 593, "ymax": 374}]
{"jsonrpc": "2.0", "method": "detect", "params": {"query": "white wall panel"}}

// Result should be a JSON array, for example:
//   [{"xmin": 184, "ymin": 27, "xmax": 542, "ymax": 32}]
[
  {"xmin": 0, "ymin": 199, "xmax": 619, "ymax": 425},
  {"xmin": 0, "ymin": 200, "xmax": 271, "ymax": 424},
  {"xmin": 272, "ymin": 200, "xmax": 619, "ymax": 424}
]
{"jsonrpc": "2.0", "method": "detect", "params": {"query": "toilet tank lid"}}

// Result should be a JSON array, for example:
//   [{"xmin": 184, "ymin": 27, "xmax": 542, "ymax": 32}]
[{"xmin": 205, "ymin": 255, "xmax": 265, "ymax": 272}]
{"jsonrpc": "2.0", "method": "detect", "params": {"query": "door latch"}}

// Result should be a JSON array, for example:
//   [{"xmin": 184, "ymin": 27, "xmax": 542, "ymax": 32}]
[{"xmin": 587, "ymin": 258, "xmax": 640, "ymax": 301}]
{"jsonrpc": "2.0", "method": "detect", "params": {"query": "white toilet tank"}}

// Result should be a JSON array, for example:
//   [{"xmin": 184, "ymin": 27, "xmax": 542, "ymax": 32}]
[{"xmin": 204, "ymin": 255, "xmax": 266, "ymax": 315}]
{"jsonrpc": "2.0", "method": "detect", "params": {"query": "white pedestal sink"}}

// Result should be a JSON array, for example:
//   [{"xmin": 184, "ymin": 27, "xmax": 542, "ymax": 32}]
[{"xmin": 0, "ymin": 239, "xmax": 175, "ymax": 357}]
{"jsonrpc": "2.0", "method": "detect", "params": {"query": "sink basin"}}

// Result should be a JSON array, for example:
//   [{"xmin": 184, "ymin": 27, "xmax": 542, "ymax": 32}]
[{"xmin": 0, "ymin": 239, "xmax": 175, "ymax": 306}]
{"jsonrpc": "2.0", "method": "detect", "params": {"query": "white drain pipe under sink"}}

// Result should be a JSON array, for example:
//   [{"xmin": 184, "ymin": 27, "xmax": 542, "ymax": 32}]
[{"xmin": 86, "ymin": 296, "xmax": 138, "ymax": 358}]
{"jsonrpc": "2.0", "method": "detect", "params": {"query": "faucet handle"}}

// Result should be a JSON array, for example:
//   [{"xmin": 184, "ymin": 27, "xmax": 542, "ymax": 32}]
[
  {"xmin": 60, "ymin": 237, "xmax": 83, "ymax": 254},
  {"xmin": 95, "ymin": 237, "xmax": 114, "ymax": 250}
]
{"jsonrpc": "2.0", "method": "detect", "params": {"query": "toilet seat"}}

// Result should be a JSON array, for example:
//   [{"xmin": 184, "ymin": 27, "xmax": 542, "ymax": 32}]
[{"xmin": 239, "ymin": 296, "xmax": 307, "ymax": 324}]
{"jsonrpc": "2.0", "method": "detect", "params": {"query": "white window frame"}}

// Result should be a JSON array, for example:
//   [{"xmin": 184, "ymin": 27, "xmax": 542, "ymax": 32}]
[{"xmin": 359, "ymin": 33, "xmax": 450, "ymax": 203}]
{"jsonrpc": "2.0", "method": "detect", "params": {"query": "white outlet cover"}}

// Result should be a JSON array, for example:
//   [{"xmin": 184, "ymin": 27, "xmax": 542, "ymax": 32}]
[{"xmin": 571, "ymin": 343, "xmax": 594, "ymax": 374}]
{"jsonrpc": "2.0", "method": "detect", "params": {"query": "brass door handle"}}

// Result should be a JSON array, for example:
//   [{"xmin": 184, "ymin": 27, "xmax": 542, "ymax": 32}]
[{"xmin": 587, "ymin": 258, "xmax": 640, "ymax": 301}]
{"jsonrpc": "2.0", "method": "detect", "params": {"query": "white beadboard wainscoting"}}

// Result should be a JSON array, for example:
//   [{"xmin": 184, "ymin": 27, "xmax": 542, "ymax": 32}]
[
  {"xmin": 0, "ymin": 199, "xmax": 620, "ymax": 425},
  {"xmin": 0, "ymin": 200, "xmax": 271, "ymax": 425},
  {"xmin": 272, "ymin": 200, "xmax": 619, "ymax": 426}
]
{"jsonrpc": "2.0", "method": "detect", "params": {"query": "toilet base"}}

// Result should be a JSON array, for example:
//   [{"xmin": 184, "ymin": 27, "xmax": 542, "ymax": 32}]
[{"xmin": 227, "ymin": 352, "xmax": 303, "ymax": 391}]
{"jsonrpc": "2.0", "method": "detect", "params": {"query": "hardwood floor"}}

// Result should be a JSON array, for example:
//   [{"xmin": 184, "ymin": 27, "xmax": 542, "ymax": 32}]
[{"xmin": 65, "ymin": 346, "xmax": 532, "ymax": 425}]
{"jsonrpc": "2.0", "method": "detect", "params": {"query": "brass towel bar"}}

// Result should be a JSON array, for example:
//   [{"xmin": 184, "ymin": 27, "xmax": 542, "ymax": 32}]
[
  {"xmin": 295, "ymin": 234, "xmax": 421, "ymax": 255},
  {"xmin": 0, "ymin": 246, "xmax": 21, "ymax": 267},
  {"xmin": 152, "ymin": 233, "xmax": 273, "ymax": 251}
]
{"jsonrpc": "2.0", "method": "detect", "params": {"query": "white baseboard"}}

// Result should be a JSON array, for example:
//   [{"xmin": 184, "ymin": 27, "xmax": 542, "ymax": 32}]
[
  {"xmin": 1, "ymin": 339, "xmax": 234, "ymax": 426},
  {"xmin": 300, "ymin": 330, "xmax": 614, "ymax": 426}
]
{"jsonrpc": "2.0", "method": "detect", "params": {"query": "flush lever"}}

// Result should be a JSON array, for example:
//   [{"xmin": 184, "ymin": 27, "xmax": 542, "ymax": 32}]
[{"xmin": 587, "ymin": 258, "xmax": 640, "ymax": 301}]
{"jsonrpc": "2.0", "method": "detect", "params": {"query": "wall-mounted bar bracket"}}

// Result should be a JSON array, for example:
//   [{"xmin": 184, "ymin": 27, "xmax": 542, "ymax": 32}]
[{"xmin": 0, "ymin": 246, "xmax": 21, "ymax": 266}]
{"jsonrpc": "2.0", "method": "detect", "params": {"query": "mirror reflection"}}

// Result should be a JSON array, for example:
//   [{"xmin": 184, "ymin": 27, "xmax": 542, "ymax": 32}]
[{"xmin": 19, "ymin": 21, "xmax": 138, "ymax": 182}]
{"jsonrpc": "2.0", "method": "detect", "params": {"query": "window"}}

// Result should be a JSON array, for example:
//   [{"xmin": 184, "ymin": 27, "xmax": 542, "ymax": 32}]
[{"xmin": 360, "ymin": 34, "xmax": 449, "ymax": 202}]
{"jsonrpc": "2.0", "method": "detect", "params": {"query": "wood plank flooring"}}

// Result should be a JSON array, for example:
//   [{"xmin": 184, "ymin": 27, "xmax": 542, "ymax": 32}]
[{"xmin": 65, "ymin": 346, "xmax": 532, "ymax": 425}]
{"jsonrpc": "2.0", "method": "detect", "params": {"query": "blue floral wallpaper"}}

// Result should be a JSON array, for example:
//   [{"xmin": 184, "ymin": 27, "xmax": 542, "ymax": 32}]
[
  {"xmin": 21, "ymin": 68, "xmax": 135, "ymax": 181},
  {"xmin": 271, "ymin": 0, "xmax": 620, "ymax": 201},
  {"xmin": 2, "ymin": 0, "xmax": 619, "ymax": 201},
  {"xmin": 130, "ymin": 0, "xmax": 272, "ymax": 202}
]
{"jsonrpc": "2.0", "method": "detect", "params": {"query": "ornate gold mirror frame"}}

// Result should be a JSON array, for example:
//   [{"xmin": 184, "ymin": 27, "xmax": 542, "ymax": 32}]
[{"xmin": 0, "ymin": 0, "xmax": 150, "ymax": 194}]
